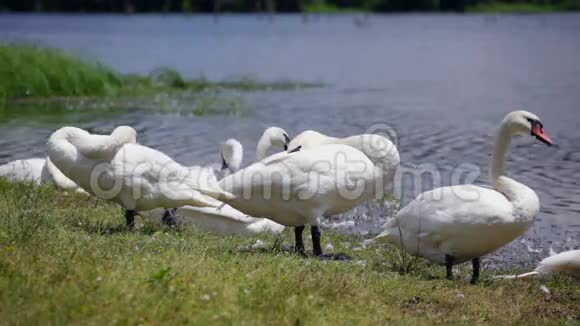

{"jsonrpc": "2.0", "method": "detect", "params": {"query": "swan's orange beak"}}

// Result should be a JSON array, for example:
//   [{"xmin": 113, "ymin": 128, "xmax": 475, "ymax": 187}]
[{"xmin": 532, "ymin": 125, "xmax": 553, "ymax": 146}]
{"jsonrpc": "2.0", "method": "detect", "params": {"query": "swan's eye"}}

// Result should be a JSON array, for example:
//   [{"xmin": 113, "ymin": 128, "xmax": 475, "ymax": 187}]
[
  {"xmin": 283, "ymin": 134, "xmax": 290, "ymax": 143},
  {"xmin": 526, "ymin": 118, "xmax": 542, "ymax": 128}
]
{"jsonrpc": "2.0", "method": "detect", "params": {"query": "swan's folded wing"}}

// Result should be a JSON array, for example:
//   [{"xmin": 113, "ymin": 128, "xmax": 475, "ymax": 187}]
[{"xmin": 388, "ymin": 185, "xmax": 516, "ymax": 258}]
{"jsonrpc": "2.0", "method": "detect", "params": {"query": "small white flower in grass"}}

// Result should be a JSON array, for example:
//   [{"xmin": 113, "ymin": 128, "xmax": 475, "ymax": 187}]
[
  {"xmin": 200, "ymin": 294, "xmax": 211, "ymax": 301},
  {"xmin": 325, "ymin": 243, "xmax": 334, "ymax": 251}
]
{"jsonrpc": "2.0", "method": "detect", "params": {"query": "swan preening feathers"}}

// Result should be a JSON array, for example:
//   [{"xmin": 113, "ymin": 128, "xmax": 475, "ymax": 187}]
[
  {"xmin": 368, "ymin": 110, "xmax": 554, "ymax": 283},
  {"xmin": 236, "ymin": 129, "xmax": 400, "ymax": 258},
  {"xmin": 45, "ymin": 126, "xmax": 287, "ymax": 234},
  {"xmin": 220, "ymin": 128, "xmax": 400, "ymax": 258},
  {"xmin": 4, "ymin": 110, "xmax": 573, "ymax": 284},
  {"xmin": 47, "ymin": 126, "xmax": 234, "ymax": 228}
]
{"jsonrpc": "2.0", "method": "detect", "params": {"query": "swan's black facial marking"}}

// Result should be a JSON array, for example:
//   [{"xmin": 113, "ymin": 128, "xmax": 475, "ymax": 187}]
[
  {"xmin": 221, "ymin": 154, "xmax": 228, "ymax": 170},
  {"xmin": 526, "ymin": 118, "xmax": 543, "ymax": 131},
  {"xmin": 288, "ymin": 145, "xmax": 302, "ymax": 153},
  {"xmin": 283, "ymin": 133, "xmax": 291, "ymax": 150}
]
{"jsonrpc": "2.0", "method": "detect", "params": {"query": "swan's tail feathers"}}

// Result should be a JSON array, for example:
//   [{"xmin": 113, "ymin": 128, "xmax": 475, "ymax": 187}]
[{"xmin": 494, "ymin": 271, "xmax": 538, "ymax": 280}]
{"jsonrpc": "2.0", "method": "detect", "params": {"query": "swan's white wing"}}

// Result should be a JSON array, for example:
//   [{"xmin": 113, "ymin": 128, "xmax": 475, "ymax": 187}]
[
  {"xmin": 377, "ymin": 185, "xmax": 520, "ymax": 263},
  {"xmin": 220, "ymin": 144, "xmax": 376, "ymax": 226},
  {"xmin": 109, "ymin": 144, "xmax": 232, "ymax": 210},
  {"xmin": 287, "ymin": 130, "xmax": 332, "ymax": 151}
]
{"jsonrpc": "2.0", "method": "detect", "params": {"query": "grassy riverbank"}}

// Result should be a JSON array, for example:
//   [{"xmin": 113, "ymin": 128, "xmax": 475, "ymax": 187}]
[
  {"xmin": 0, "ymin": 180, "xmax": 578, "ymax": 324},
  {"xmin": 0, "ymin": 43, "xmax": 322, "ymax": 108}
]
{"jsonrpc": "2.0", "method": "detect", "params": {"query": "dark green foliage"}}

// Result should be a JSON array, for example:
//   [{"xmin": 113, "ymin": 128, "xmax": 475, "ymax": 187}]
[{"xmin": 1, "ymin": 0, "xmax": 579, "ymax": 12}]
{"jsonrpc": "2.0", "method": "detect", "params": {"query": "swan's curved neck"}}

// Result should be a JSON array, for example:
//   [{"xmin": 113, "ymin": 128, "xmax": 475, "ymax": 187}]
[
  {"xmin": 490, "ymin": 123, "xmax": 538, "ymax": 210},
  {"xmin": 229, "ymin": 148, "xmax": 243, "ymax": 173},
  {"xmin": 491, "ymin": 124, "xmax": 512, "ymax": 188},
  {"xmin": 255, "ymin": 137, "xmax": 271, "ymax": 162}
]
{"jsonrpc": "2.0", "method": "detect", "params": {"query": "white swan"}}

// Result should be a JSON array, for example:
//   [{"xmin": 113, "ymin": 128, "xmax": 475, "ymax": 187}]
[
  {"xmin": 219, "ymin": 144, "xmax": 378, "ymax": 258},
  {"xmin": 0, "ymin": 156, "xmax": 86, "ymax": 193},
  {"xmin": 47, "ymin": 126, "xmax": 233, "ymax": 228},
  {"xmin": 368, "ymin": 110, "xmax": 553, "ymax": 283},
  {"xmin": 280, "ymin": 129, "xmax": 400, "ymax": 256},
  {"xmin": 496, "ymin": 250, "xmax": 580, "ymax": 280},
  {"xmin": 141, "ymin": 137, "xmax": 285, "ymax": 235}
]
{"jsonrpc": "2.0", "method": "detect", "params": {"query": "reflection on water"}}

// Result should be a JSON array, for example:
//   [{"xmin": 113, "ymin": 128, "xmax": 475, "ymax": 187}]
[{"xmin": 1, "ymin": 14, "xmax": 579, "ymax": 266}]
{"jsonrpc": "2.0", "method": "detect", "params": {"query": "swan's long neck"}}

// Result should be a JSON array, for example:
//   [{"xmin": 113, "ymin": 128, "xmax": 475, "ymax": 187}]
[
  {"xmin": 255, "ymin": 137, "xmax": 271, "ymax": 162},
  {"xmin": 490, "ymin": 123, "xmax": 540, "ymax": 217},
  {"xmin": 490, "ymin": 124, "xmax": 512, "ymax": 188},
  {"xmin": 229, "ymin": 146, "xmax": 243, "ymax": 173}
]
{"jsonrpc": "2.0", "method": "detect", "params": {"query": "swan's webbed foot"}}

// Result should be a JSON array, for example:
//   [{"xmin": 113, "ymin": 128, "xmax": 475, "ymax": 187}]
[
  {"xmin": 294, "ymin": 226, "xmax": 306, "ymax": 257},
  {"xmin": 125, "ymin": 209, "xmax": 136, "ymax": 230},
  {"xmin": 161, "ymin": 208, "xmax": 177, "ymax": 227},
  {"xmin": 311, "ymin": 226, "xmax": 351, "ymax": 261},
  {"xmin": 470, "ymin": 257, "xmax": 480, "ymax": 284},
  {"xmin": 445, "ymin": 254, "xmax": 454, "ymax": 280}
]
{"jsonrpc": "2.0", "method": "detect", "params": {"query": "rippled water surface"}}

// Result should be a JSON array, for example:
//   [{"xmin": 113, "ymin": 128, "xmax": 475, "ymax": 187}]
[{"xmin": 1, "ymin": 14, "xmax": 579, "ymax": 266}]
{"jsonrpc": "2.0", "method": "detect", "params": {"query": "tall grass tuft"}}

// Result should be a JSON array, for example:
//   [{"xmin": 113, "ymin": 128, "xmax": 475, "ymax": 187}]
[{"xmin": 0, "ymin": 43, "xmax": 122, "ymax": 99}]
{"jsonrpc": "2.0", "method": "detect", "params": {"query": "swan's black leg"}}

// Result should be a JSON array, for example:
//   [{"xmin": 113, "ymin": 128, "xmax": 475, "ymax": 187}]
[
  {"xmin": 312, "ymin": 225, "xmax": 351, "ymax": 261},
  {"xmin": 161, "ymin": 208, "xmax": 177, "ymax": 226},
  {"xmin": 470, "ymin": 257, "xmax": 480, "ymax": 284},
  {"xmin": 311, "ymin": 225, "xmax": 323, "ymax": 256},
  {"xmin": 294, "ymin": 226, "xmax": 306, "ymax": 257},
  {"xmin": 125, "ymin": 209, "xmax": 136, "ymax": 230},
  {"xmin": 445, "ymin": 254, "xmax": 454, "ymax": 280}
]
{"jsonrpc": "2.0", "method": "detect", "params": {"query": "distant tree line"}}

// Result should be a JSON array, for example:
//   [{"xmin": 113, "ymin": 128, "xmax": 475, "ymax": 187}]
[{"xmin": 1, "ymin": 0, "xmax": 579, "ymax": 13}]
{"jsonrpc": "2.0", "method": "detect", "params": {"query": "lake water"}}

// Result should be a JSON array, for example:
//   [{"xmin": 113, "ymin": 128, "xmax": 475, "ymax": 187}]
[{"xmin": 1, "ymin": 13, "xmax": 579, "ymax": 266}]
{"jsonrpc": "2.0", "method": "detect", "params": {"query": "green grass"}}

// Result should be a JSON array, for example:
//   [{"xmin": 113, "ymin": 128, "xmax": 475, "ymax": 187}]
[
  {"xmin": 0, "ymin": 179, "xmax": 578, "ymax": 324},
  {"xmin": 0, "ymin": 43, "xmax": 122, "ymax": 101},
  {"xmin": 1, "ymin": 43, "xmax": 324, "ymax": 109}
]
